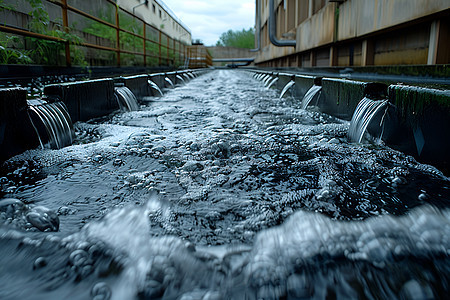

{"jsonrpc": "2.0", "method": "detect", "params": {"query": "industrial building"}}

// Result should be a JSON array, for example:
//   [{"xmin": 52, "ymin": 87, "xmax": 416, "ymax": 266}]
[
  {"xmin": 116, "ymin": 0, "xmax": 191, "ymax": 45},
  {"xmin": 254, "ymin": 0, "xmax": 450, "ymax": 67}
]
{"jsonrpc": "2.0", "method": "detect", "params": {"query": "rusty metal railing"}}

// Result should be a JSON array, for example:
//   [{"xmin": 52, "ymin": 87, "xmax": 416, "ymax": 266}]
[
  {"xmin": 0, "ymin": 0, "xmax": 188, "ymax": 67},
  {"xmin": 186, "ymin": 46, "xmax": 213, "ymax": 69}
]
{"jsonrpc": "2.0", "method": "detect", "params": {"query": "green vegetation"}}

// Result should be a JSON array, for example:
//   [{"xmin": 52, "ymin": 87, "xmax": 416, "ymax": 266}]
[
  {"xmin": 0, "ymin": 34, "xmax": 33, "ymax": 64},
  {"xmin": 216, "ymin": 28, "xmax": 255, "ymax": 49},
  {"xmin": 0, "ymin": 0, "xmax": 87, "ymax": 66},
  {"xmin": 0, "ymin": 0, "xmax": 183, "ymax": 67}
]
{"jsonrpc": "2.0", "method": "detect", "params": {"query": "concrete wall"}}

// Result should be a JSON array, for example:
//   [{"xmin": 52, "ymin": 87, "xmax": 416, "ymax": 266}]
[
  {"xmin": 255, "ymin": 0, "xmax": 450, "ymax": 67},
  {"xmin": 208, "ymin": 47, "xmax": 256, "ymax": 66},
  {"xmin": 296, "ymin": 3, "xmax": 336, "ymax": 52},
  {"xmin": 338, "ymin": 0, "xmax": 450, "ymax": 40}
]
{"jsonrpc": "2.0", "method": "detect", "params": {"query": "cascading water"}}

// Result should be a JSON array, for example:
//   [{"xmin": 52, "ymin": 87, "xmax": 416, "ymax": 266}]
[
  {"xmin": 348, "ymin": 97, "xmax": 389, "ymax": 143},
  {"xmin": 165, "ymin": 77, "xmax": 174, "ymax": 88},
  {"xmin": 27, "ymin": 101, "xmax": 73, "ymax": 149},
  {"xmin": 114, "ymin": 86, "xmax": 140, "ymax": 111},
  {"xmin": 176, "ymin": 74, "xmax": 186, "ymax": 84},
  {"xmin": 279, "ymin": 80, "xmax": 295, "ymax": 99},
  {"xmin": 301, "ymin": 85, "xmax": 322, "ymax": 109},
  {"xmin": 263, "ymin": 75, "xmax": 273, "ymax": 87},
  {"xmin": 266, "ymin": 77, "xmax": 278, "ymax": 89},
  {"xmin": 148, "ymin": 80, "xmax": 164, "ymax": 96}
]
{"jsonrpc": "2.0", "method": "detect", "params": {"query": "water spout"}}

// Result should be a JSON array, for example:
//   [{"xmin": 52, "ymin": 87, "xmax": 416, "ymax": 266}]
[
  {"xmin": 263, "ymin": 75, "xmax": 273, "ymax": 87},
  {"xmin": 148, "ymin": 80, "xmax": 164, "ymax": 96},
  {"xmin": 114, "ymin": 86, "xmax": 139, "ymax": 111},
  {"xmin": 176, "ymin": 75, "xmax": 186, "ymax": 84},
  {"xmin": 301, "ymin": 85, "xmax": 322, "ymax": 109},
  {"xmin": 348, "ymin": 97, "xmax": 389, "ymax": 143},
  {"xmin": 279, "ymin": 80, "xmax": 295, "ymax": 99},
  {"xmin": 266, "ymin": 77, "xmax": 279, "ymax": 89},
  {"xmin": 28, "ymin": 101, "xmax": 74, "ymax": 149},
  {"xmin": 165, "ymin": 77, "xmax": 174, "ymax": 88}
]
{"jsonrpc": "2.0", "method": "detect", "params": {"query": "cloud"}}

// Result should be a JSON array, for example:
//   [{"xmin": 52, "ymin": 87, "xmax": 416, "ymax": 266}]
[{"xmin": 162, "ymin": 0, "xmax": 255, "ymax": 45}]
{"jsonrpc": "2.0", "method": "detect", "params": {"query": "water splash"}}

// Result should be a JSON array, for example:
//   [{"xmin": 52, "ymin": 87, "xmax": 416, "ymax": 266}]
[
  {"xmin": 114, "ymin": 86, "xmax": 139, "ymax": 111},
  {"xmin": 301, "ymin": 85, "xmax": 322, "ymax": 109},
  {"xmin": 28, "ymin": 101, "xmax": 73, "ymax": 149},
  {"xmin": 279, "ymin": 80, "xmax": 295, "ymax": 99},
  {"xmin": 348, "ymin": 97, "xmax": 389, "ymax": 143},
  {"xmin": 148, "ymin": 80, "xmax": 164, "ymax": 96},
  {"xmin": 165, "ymin": 77, "xmax": 174, "ymax": 88}
]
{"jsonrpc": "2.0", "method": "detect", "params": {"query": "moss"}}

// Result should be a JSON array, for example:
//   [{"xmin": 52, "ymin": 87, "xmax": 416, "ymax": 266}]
[{"xmin": 389, "ymin": 84, "xmax": 450, "ymax": 126}]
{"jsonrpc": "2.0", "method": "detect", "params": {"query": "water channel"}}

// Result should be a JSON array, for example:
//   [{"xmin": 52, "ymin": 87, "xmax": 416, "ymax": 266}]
[{"xmin": 1, "ymin": 70, "xmax": 449, "ymax": 299}]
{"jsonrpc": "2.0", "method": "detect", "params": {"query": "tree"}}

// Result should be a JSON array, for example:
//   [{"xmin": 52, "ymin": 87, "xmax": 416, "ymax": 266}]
[{"xmin": 216, "ymin": 28, "xmax": 255, "ymax": 49}]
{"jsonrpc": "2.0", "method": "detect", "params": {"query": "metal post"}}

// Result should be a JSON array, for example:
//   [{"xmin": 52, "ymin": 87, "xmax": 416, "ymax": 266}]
[
  {"xmin": 143, "ymin": 23, "xmax": 146, "ymax": 66},
  {"xmin": 115, "ymin": 4, "xmax": 120, "ymax": 66},
  {"xmin": 166, "ymin": 36, "xmax": 169, "ymax": 65},
  {"xmin": 158, "ymin": 31, "xmax": 162, "ymax": 65},
  {"xmin": 61, "ymin": 0, "xmax": 71, "ymax": 67}
]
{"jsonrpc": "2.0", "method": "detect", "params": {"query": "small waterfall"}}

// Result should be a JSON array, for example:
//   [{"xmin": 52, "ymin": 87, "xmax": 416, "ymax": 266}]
[
  {"xmin": 301, "ymin": 85, "xmax": 322, "ymax": 109},
  {"xmin": 266, "ymin": 77, "xmax": 278, "ymax": 89},
  {"xmin": 176, "ymin": 75, "xmax": 186, "ymax": 84},
  {"xmin": 148, "ymin": 80, "xmax": 164, "ymax": 96},
  {"xmin": 348, "ymin": 97, "xmax": 389, "ymax": 143},
  {"xmin": 187, "ymin": 72, "xmax": 195, "ymax": 79},
  {"xmin": 263, "ymin": 76, "xmax": 273, "ymax": 86},
  {"xmin": 114, "ymin": 86, "xmax": 139, "ymax": 111},
  {"xmin": 279, "ymin": 80, "xmax": 295, "ymax": 99},
  {"xmin": 165, "ymin": 77, "xmax": 174, "ymax": 88},
  {"xmin": 183, "ymin": 73, "xmax": 190, "ymax": 80},
  {"xmin": 28, "ymin": 101, "xmax": 74, "ymax": 149}
]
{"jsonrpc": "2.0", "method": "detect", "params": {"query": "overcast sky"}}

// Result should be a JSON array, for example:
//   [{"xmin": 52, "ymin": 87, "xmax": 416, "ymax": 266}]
[{"xmin": 162, "ymin": 0, "xmax": 256, "ymax": 46}]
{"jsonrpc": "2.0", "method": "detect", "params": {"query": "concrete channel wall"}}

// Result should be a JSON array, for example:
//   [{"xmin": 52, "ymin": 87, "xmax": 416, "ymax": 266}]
[
  {"xmin": 0, "ymin": 69, "xmax": 206, "ymax": 162},
  {"xmin": 250, "ymin": 69, "xmax": 450, "ymax": 172}
]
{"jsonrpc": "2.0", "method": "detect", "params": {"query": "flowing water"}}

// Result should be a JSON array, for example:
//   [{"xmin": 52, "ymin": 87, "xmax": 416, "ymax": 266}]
[
  {"xmin": 165, "ymin": 78, "xmax": 174, "ymax": 89},
  {"xmin": 28, "ymin": 101, "xmax": 74, "ymax": 149},
  {"xmin": 348, "ymin": 97, "xmax": 389, "ymax": 143},
  {"xmin": 301, "ymin": 85, "xmax": 322, "ymax": 110},
  {"xmin": 0, "ymin": 70, "xmax": 449, "ymax": 299},
  {"xmin": 114, "ymin": 86, "xmax": 140, "ymax": 112},
  {"xmin": 279, "ymin": 80, "xmax": 295, "ymax": 99},
  {"xmin": 148, "ymin": 80, "xmax": 164, "ymax": 96}
]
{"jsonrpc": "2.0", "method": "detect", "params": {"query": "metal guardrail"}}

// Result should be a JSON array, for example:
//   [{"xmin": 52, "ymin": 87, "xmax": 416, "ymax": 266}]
[{"xmin": 0, "ymin": 0, "xmax": 188, "ymax": 67}]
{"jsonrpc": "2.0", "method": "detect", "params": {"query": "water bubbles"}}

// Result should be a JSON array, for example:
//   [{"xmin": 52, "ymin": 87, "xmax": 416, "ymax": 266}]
[
  {"xmin": 91, "ymin": 282, "xmax": 112, "ymax": 300},
  {"xmin": 91, "ymin": 155, "xmax": 103, "ymax": 163},
  {"xmin": 33, "ymin": 257, "xmax": 47, "ymax": 269},
  {"xmin": 26, "ymin": 206, "xmax": 60, "ymax": 232},
  {"xmin": 418, "ymin": 191, "xmax": 429, "ymax": 201}
]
